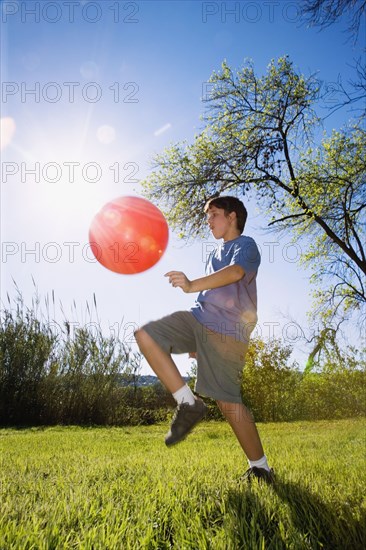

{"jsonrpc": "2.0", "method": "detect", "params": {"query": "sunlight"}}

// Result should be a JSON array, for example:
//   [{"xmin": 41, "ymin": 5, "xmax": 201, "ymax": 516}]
[
  {"xmin": 0, "ymin": 117, "xmax": 16, "ymax": 150},
  {"xmin": 96, "ymin": 125, "xmax": 116, "ymax": 145}
]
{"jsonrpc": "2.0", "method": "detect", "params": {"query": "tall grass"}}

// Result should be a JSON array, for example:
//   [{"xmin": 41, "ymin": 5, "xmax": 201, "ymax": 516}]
[
  {"xmin": 0, "ymin": 419, "xmax": 365, "ymax": 549},
  {"xmin": 0, "ymin": 282, "xmax": 139, "ymax": 426}
]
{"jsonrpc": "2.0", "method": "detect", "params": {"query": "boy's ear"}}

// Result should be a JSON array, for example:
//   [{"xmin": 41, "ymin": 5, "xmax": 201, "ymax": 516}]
[{"xmin": 229, "ymin": 211, "xmax": 237, "ymax": 224}]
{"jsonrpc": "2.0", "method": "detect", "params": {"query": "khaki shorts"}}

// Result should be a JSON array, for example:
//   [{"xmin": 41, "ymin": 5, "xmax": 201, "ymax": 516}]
[{"xmin": 141, "ymin": 311, "xmax": 248, "ymax": 403}]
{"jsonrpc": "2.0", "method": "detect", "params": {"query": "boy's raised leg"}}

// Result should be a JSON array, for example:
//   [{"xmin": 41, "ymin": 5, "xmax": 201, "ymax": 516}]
[
  {"xmin": 134, "ymin": 328, "xmax": 185, "ymax": 393},
  {"xmin": 135, "ymin": 329, "xmax": 207, "ymax": 445}
]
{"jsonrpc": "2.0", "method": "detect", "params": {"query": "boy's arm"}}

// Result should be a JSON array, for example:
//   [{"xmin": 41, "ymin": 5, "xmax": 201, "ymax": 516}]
[{"xmin": 165, "ymin": 264, "xmax": 245, "ymax": 293}]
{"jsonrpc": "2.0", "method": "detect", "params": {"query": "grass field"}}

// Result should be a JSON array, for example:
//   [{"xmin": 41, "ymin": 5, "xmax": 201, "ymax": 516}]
[{"xmin": 0, "ymin": 419, "xmax": 365, "ymax": 549}]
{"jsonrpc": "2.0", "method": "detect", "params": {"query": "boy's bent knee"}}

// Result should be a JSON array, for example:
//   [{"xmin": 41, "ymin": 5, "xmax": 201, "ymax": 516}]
[
  {"xmin": 134, "ymin": 328, "xmax": 161, "ymax": 352},
  {"xmin": 134, "ymin": 328, "xmax": 147, "ymax": 347},
  {"xmin": 134, "ymin": 329, "xmax": 171, "ymax": 360}
]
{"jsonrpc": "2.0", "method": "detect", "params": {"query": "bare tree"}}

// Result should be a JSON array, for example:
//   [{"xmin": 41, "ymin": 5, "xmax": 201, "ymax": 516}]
[{"xmin": 301, "ymin": 0, "xmax": 366, "ymax": 40}]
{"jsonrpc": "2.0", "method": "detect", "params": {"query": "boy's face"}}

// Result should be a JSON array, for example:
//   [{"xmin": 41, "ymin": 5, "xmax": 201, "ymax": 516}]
[{"xmin": 206, "ymin": 206, "xmax": 239, "ymax": 241}]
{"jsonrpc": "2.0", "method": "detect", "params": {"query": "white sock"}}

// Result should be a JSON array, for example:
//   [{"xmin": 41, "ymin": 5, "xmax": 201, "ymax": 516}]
[
  {"xmin": 172, "ymin": 384, "xmax": 196, "ymax": 406},
  {"xmin": 248, "ymin": 455, "xmax": 270, "ymax": 472}
]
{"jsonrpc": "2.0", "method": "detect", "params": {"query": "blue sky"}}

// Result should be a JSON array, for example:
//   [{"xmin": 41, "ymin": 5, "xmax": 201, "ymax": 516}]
[{"xmin": 1, "ymin": 0, "xmax": 364, "ymax": 374}]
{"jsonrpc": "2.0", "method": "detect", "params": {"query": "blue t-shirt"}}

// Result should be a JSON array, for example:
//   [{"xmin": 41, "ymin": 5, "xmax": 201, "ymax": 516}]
[{"xmin": 191, "ymin": 235, "xmax": 261, "ymax": 343}]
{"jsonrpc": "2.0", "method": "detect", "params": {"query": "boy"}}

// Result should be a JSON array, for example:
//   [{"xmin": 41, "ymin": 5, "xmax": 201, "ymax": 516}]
[{"xmin": 135, "ymin": 196, "xmax": 273, "ymax": 483}]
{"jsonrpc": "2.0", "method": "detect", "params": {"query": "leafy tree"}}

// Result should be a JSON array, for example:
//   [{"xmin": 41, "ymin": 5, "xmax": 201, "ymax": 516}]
[
  {"xmin": 304, "ymin": 326, "xmax": 341, "ymax": 372},
  {"xmin": 241, "ymin": 336, "xmax": 365, "ymax": 421},
  {"xmin": 142, "ymin": 56, "xmax": 366, "ymax": 327},
  {"xmin": 298, "ymin": 124, "xmax": 366, "ymax": 323},
  {"xmin": 242, "ymin": 337, "xmax": 300, "ymax": 422}
]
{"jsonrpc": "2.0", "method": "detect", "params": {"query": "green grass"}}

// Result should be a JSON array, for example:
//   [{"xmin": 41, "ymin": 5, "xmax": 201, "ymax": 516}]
[{"xmin": 0, "ymin": 419, "xmax": 365, "ymax": 549}]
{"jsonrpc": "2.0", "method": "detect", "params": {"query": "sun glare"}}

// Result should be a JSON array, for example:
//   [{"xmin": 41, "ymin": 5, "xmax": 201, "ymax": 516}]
[{"xmin": 0, "ymin": 117, "xmax": 16, "ymax": 150}]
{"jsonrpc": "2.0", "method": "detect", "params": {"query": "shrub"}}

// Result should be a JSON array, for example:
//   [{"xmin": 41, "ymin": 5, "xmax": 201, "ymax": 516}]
[{"xmin": 0, "ymin": 306, "xmax": 57, "ymax": 424}]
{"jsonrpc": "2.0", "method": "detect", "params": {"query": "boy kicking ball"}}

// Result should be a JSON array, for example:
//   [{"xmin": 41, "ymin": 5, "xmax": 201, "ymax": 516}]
[{"xmin": 135, "ymin": 196, "xmax": 274, "ymax": 483}]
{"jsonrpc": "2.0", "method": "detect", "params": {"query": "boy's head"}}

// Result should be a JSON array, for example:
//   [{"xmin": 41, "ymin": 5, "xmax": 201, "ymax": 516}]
[{"xmin": 204, "ymin": 196, "xmax": 247, "ymax": 234}]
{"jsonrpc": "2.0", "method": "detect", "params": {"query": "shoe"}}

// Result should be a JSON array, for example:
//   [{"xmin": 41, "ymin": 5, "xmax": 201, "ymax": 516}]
[
  {"xmin": 240, "ymin": 467, "xmax": 275, "ymax": 485},
  {"xmin": 165, "ymin": 398, "xmax": 207, "ymax": 446}
]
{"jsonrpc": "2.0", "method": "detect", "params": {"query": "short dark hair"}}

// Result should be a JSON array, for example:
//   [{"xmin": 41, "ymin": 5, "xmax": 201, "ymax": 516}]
[{"xmin": 204, "ymin": 195, "xmax": 247, "ymax": 233}]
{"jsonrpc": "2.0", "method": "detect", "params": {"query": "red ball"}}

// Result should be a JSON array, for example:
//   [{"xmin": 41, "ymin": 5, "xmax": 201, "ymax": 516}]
[{"xmin": 89, "ymin": 196, "xmax": 169, "ymax": 274}]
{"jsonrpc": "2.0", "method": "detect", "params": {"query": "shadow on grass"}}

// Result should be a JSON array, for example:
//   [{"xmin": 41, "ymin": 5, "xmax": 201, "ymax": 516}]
[
  {"xmin": 225, "ymin": 487, "xmax": 285, "ymax": 549},
  {"xmin": 274, "ymin": 478, "xmax": 365, "ymax": 550},
  {"xmin": 226, "ymin": 477, "xmax": 366, "ymax": 550}
]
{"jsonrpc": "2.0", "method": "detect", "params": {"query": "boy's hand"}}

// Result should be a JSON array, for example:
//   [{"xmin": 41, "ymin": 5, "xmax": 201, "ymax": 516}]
[{"xmin": 165, "ymin": 271, "xmax": 192, "ymax": 293}]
